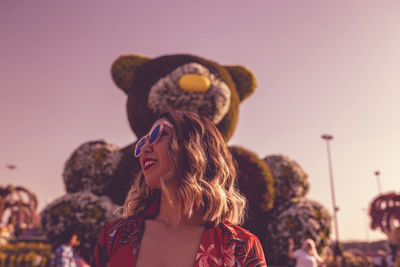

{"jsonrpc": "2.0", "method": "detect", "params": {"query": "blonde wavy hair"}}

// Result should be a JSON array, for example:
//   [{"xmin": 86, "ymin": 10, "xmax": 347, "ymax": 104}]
[{"xmin": 122, "ymin": 110, "xmax": 247, "ymax": 225}]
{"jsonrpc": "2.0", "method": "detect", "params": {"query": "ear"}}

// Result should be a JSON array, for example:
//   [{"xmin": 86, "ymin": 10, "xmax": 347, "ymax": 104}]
[
  {"xmin": 111, "ymin": 54, "xmax": 150, "ymax": 94},
  {"xmin": 225, "ymin": 65, "xmax": 257, "ymax": 102}
]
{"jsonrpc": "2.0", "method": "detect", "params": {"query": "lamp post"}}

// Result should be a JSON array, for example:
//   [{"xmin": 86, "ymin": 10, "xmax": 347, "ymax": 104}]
[
  {"xmin": 321, "ymin": 134, "xmax": 340, "ymax": 245},
  {"xmin": 374, "ymin": 170, "xmax": 382, "ymax": 194}
]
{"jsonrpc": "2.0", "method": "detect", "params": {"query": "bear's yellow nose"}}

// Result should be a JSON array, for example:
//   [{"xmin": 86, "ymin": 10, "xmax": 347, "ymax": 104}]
[{"xmin": 178, "ymin": 74, "xmax": 210, "ymax": 92}]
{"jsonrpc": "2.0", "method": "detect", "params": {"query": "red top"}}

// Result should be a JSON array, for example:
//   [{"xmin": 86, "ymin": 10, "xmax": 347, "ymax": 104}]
[{"xmin": 91, "ymin": 196, "xmax": 267, "ymax": 267}]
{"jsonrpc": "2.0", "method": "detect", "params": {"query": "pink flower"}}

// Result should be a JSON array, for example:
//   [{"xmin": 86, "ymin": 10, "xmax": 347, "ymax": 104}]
[
  {"xmin": 222, "ymin": 243, "xmax": 236, "ymax": 267},
  {"xmin": 196, "ymin": 244, "xmax": 222, "ymax": 267}
]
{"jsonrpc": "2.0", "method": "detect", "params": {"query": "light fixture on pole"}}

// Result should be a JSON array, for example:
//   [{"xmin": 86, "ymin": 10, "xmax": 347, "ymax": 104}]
[
  {"xmin": 321, "ymin": 134, "xmax": 340, "ymax": 245},
  {"xmin": 374, "ymin": 170, "xmax": 382, "ymax": 194}
]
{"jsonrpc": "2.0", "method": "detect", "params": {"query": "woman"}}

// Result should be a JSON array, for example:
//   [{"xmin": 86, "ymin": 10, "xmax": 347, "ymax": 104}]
[
  {"xmin": 91, "ymin": 111, "xmax": 267, "ymax": 267},
  {"xmin": 288, "ymin": 238, "xmax": 330, "ymax": 267}
]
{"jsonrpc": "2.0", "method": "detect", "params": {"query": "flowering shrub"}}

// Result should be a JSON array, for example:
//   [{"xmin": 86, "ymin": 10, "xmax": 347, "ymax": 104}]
[
  {"xmin": 259, "ymin": 154, "xmax": 331, "ymax": 266},
  {"xmin": 262, "ymin": 199, "xmax": 331, "ymax": 265},
  {"xmin": 0, "ymin": 241, "xmax": 52, "ymax": 267},
  {"xmin": 264, "ymin": 154, "xmax": 309, "ymax": 207},
  {"xmin": 369, "ymin": 192, "xmax": 400, "ymax": 232},
  {"xmin": 230, "ymin": 146, "xmax": 274, "ymax": 213},
  {"xmin": 63, "ymin": 140, "xmax": 122, "ymax": 196},
  {"xmin": 40, "ymin": 191, "xmax": 121, "ymax": 263}
]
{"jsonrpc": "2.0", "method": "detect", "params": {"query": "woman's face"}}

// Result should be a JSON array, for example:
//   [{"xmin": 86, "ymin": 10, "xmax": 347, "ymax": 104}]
[{"xmin": 139, "ymin": 119, "xmax": 175, "ymax": 188}]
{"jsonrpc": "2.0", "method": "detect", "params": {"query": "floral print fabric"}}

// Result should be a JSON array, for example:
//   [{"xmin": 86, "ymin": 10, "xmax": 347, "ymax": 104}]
[{"xmin": 91, "ymin": 197, "xmax": 266, "ymax": 267}]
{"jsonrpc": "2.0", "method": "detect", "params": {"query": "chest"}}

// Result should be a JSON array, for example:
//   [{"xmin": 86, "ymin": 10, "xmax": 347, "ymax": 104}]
[{"xmin": 135, "ymin": 222, "xmax": 205, "ymax": 267}]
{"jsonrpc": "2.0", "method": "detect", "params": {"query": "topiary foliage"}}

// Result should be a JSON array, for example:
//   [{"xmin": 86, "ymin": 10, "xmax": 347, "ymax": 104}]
[
  {"xmin": 369, "ymin": 192, "xmax": 400, "ymax": 233},
  {"xmin": 259, "ymin": 154, "xmax": 331, "ymax": 266},
  {"xmin": 0, "ymin": 184, "xmax": 38, "ymax": 229},
  {"xmin": 264, "ymin": 154, "xmax": 309, "ymax": 209},
  {"xmin": 43, "ymin": 53, "xmax": 273, "ymax": 264},
  {"xmin": 40, "ymin": 191, "xmax": 121, "ymax": 263},
  {"xmin": 106, "ymin": 53, "xmax": 265, "ymax": 206},
  {"xmin": 63, "ymin": 140, "xmax": 122, "ymax": 196},
  {"xmin": 224, "ymin": 65, "xmax": 257, "ymax": 102},
  {"xmin": 111, "ymin": 54, "xmax": 251, "ymax": 141},
  {"xmin": 229, "ymin": 146, "xmax": 274, "ymax": 249},
  {"xmin": 263, "ymin": 199, "xmax": 331, "ymax": 265},
  {"xmin": 230, "ymin": 146, "xmax": 274, "ymax": 214}
]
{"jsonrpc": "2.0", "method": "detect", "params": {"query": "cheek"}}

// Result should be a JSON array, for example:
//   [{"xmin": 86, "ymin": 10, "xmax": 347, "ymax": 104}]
[
  {"xmin": 161, "ymin": 144, "xmax": 174, "ymax": 168},
  {"xmin": 161, "ymin": 156, "xmax": 173, "ymax": 173}
]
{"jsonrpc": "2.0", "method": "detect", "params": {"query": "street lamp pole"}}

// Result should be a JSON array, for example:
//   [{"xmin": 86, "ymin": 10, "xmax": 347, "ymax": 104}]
[
  {"xmin": 374, "ymin": 170, "xmax": 382, "ymax": 194},
  {"xmin": 321, "ymin": 134, "xmax": 340, "ymax": 244}
]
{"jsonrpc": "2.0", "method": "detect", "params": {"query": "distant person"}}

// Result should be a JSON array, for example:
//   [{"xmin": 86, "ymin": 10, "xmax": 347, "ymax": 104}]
[
  {"xmin": 385, "ymin": 253, "xmax": 394, "ymax": 267},
  {"xmin": 51, "ymin": 231, "xmax": 80, "ymax": 267},
  {"xmin": 372, "ymin": 250, "xmax": 388, "ymax": 267},
  {"xmin": 384, "ymin": 216, "xmax": 400, "ymax": 264},
  {"xmin": 288, "ymin": 238, "xmax": 331, "ymax": 267}
]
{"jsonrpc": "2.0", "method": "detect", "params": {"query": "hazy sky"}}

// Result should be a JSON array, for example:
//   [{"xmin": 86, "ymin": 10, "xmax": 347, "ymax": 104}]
[{"xmin": 1, "ymin": 0, "xmax": 400, "ymax": 242}]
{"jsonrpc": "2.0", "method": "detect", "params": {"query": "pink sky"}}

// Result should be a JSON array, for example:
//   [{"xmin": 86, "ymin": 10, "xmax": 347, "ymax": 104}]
[{"xmin": 1, "ymin": 1, "xmax": 400, "ymax": 242}]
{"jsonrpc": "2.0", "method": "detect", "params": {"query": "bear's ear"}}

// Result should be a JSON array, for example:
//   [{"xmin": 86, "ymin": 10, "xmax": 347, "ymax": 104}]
[
  {"xmin": 225, "ymin": 65, "xmax": 257, "ymax": 102},
  {"xmin": 111, "ymin": 54, "xmax": 150, "ymax": 94}
]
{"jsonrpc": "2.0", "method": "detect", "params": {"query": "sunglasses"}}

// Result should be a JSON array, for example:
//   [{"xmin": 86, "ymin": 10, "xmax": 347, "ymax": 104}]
[{"xmin": 134, "ymin": 121, "xmax": 173, "ymax": 158}]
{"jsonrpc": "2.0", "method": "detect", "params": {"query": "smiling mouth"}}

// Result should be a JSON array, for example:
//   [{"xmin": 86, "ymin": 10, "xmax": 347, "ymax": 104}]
[{"xmin": 143, "ymin": 159, "xmax": 157, "ymax": 171}]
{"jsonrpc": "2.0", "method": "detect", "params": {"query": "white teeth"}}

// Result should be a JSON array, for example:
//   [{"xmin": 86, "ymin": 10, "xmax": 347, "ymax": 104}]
[{"xmin": 144, "ymin": 160, "xmax": 156, "ymax": 168}]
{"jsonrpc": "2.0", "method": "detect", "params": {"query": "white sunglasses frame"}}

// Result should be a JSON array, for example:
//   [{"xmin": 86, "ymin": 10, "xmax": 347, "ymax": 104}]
[{"xmin": 134, "ymin": 120, "xmax": 174, "ymax": 158}]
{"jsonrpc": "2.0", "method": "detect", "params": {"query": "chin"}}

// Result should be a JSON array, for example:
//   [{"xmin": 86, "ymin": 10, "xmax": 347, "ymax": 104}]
[{"xmin": 144, "ymin": 176, "xmax": 161, "ymax": 189}]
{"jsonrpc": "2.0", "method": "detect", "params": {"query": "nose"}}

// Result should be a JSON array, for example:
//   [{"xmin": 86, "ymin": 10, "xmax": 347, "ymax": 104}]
[
  {"xmin": 178, "ymin": 73, "xmax": 210, "ymax": 92},
  {"xmin": 140, "ymin": 139, "xmax": 153, "ymax": 155}
]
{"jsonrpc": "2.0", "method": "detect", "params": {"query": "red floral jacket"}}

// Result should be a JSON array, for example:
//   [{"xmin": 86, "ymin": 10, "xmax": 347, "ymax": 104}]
[{"xmin": 91, "ymin": 198, "xmax": 267, "ymax": 267}]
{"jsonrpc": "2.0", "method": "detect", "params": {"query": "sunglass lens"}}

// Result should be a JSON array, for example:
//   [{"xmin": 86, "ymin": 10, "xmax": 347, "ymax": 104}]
[
  {"xmin": 135, "ymin": 137, "xmax": 146, "ymax": 157},
  {"xmin": 148, "ymin": 124, "xmax": 161, "ymax": 144}
]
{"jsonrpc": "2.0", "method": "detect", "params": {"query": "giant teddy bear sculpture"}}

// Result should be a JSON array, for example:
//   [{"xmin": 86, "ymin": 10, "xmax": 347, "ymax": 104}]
[{"xmin": 41, "ymin": 53, "xmax": 330, "ymax": 265}]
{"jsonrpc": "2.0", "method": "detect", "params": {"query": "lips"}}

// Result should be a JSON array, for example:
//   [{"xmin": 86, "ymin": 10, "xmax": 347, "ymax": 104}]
[{"xmin": 142, "ymin": 157, "xmax": 157, "ymax": 171}]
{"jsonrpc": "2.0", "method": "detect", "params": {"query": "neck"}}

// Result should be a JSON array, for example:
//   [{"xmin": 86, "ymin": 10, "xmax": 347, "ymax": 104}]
[{"xmin": 155, "ymin": 190, "xmax": 204, "ymax": 229}]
